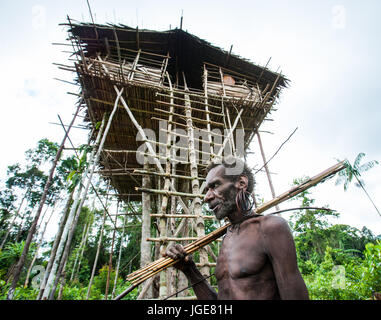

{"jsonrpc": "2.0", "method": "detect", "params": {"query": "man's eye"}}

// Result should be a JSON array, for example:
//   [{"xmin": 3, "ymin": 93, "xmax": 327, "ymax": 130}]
[{"xmin": 207, "ymin": 185, "xmax": 215, "ymax": 191}]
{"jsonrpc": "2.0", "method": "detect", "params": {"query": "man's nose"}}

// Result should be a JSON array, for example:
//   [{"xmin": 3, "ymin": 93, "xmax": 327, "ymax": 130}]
[{"xmin": 203, "ymin": 189, "xmax": 214, "ymax": 203}]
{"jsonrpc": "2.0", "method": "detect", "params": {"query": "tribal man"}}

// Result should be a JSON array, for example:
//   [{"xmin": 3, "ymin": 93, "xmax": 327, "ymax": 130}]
[{"xmin": 164, "ymin": 157, "xmax": 309, "ymax": 300}]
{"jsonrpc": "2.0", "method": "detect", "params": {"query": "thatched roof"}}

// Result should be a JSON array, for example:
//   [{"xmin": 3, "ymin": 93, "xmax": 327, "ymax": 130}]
[{"xmin": 68, "ymin": 22, "xmax": 288, "ymax": 91}]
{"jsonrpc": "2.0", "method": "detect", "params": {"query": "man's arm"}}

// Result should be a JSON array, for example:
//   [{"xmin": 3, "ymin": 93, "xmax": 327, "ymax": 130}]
[
  {"xmin": 164, "ymin": 244, "xmax": 217, "ymax": 300},
  {"xmin": 261, "ymin": 216, "xmax": 309, "ymax": 300}
]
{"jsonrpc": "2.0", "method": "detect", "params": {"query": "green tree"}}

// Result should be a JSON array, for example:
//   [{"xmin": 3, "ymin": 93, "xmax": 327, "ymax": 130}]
[
  {"xmin": 289, "ymin": 175, "xmax": 380, "ymax": 299},
  {"xmin": 336, "ymin": 153, "xmax": 380, "ymax": 217},
  {"xmin": 0, "ymin": 241, "xmax": 35, "ymax": 284}
]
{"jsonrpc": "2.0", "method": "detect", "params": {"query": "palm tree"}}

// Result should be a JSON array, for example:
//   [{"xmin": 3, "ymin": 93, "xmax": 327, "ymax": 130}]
[
  {"xmin": 336, "ymin": 153, "xmax": 380, "ymax": 217},
  {"xmin": 0, "ymin": 241, "xmax": 35, "ymax": 284}
]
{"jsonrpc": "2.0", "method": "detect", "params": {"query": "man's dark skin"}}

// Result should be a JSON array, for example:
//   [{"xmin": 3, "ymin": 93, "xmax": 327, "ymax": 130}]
[{"xmin": 164, "ymin": 164, "xmax": 309, "ymax": 300}]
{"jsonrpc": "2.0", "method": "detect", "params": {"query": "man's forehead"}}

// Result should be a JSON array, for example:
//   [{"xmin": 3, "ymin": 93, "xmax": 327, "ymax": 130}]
[{"xmin": 206, "ymin": 165, "xmax": 226, "ymax": 182}]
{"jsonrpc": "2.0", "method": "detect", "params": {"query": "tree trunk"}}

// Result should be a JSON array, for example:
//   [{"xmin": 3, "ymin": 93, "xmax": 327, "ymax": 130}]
[
  {"xmin": 15, "ymin": 205, "xmax": 33, "ymax": 243},
  {"xmin": 69, "ymin": 219, "xmax": 89, "ymax": 282},
  {"xmin": 74, "ymin": 219, "xmax": 91, "ymax": 281},
  {"xmin": 105, "ymin": 203, "xmax": 118, "ymax": 300},
  {"xmin": 37, "ymin": 188, "xmax": 74, "ymax": 299},
  {"xmin": 86, "ymin": 207, "xmax": 107, "ymax": 299},
  {"xmin": 86, "ymin": 183, "xmax": 110, "ymax": 300},
  {"xmin": 7, "ymin": 104, "xmax": 81, "ymax": 300},
  {"xmin": 57, "ymin": 259, "xmax": 67, "ymax": 300},
  {"xmin": 24, "ymin": 203, "xmax": 56, "ymax": 288},
  {"xmin": 41, "ymin": 185, "xmax": 82, "ymax": 299},
  {"xmin": 43, "ymin": 105, "xmax": 116, "ymax": 299},
  {"xmin": 72, "ymin": 214, "xmax": 92, "ymax": 282},
  {"xmin": 111, "ymin": 215, "xmax": 126, "ymax": 299}
]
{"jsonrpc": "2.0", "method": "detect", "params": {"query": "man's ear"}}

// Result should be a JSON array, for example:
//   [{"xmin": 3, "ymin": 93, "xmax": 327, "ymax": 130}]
[{"xmin": 235, "ymin": 175, "xmax": 248, "ymax": 191}]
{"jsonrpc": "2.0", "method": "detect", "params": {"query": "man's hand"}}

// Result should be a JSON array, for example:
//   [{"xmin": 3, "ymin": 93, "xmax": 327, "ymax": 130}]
[
  {"xmin": 163, "ymin": 244, "xmax": 196, "ymax": 272},
  {"xmin": 164, "ymin": 244, "xmax": 218, "ymax": 300}
]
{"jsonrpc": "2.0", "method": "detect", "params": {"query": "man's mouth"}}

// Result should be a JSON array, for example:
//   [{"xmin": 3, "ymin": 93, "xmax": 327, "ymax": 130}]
[{"xmin": 210, "ymin": 203, "xmax": 222, "ymax": 213}]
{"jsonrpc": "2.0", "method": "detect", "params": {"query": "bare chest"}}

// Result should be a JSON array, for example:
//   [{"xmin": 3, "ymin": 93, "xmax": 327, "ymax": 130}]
[{"xmin": 215, "ymin": 224, "xmax": 268, "ymax": 280}]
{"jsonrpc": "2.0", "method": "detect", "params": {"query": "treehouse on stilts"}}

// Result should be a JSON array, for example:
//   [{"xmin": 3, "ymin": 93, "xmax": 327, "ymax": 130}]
[{"xmin": 59, "ymin": 19, "xmax": 288, "ymax": 299}]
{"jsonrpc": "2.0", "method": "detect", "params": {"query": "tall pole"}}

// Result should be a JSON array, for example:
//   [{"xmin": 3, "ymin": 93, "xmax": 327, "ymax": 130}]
[
  {"xmin": 45, "ymin": 88, "xmax": 123, "ymax": 299},
  {"xmin": 139, "ymin": 158, "xmax": 152, "ymax": 299},
  {"xmin": 42, "ymin": 112, "xmax": 107, "ymax": 299},
  {"xmin": 7, "ymin": 103, "xmax": 82, "ymax": 300},
  {"xmin": 256, "ymin": 130, "xmax": 280, "ymax": 211},
  {"xmin": 105, "ymin": 201, "xmax": 118, "ymax": 300},
  {"xmin": 183, "ymin": 74, "xmax": 209, "ymax": 280}
]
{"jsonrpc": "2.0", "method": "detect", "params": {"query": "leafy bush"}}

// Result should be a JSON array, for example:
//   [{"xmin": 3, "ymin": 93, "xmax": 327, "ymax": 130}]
[{"xmin": 303, "ymin": 241, "xmax": 381, "ymax": 300}]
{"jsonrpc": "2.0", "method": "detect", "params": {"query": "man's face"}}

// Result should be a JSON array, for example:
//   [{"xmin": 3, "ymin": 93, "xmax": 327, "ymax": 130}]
[{"xmin": 204, "ymin": 165, "xmax": 238, "ymax": 220}]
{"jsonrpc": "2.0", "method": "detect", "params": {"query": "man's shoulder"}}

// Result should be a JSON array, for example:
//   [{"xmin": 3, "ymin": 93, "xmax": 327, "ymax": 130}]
[
  {"xmin": 242, "ymin": 214, "xmax": 288, "ymax": 231},
  {"xmin": 258, "ymin": 214, "xmax": 290, "ymax": 233}
]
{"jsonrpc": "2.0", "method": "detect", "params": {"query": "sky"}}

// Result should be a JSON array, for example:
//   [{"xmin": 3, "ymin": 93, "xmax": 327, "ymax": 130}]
[{"xmin": 0, "ymin": 0, "xmax": 380, "ymax": 237}]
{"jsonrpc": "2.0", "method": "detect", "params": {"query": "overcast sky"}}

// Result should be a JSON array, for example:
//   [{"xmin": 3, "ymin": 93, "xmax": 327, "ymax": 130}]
[{"xmin": 0, "ymin": 0, "xmax": 380, "ymax": 236}]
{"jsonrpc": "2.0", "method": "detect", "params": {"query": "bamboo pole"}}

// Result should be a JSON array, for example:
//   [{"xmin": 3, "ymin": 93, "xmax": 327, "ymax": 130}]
[
  {"xmin": 37, "ymin": 188, "xmax": 74, "ymax": 299},
  {"xmin": 7, "ymin": 103, "xmax": 82, "ymax": 300},
  {"xmin": 24, "ymin": 201, "xmax": 57, "ymax": 288},
  {"xmin": 115, "ymin": 160, "xmax": 346, "ymax": 300},
  {"xmin": 73, "ymin": 215, "xmax": 91, "ymax": 281},
  {"xmin": 112, "ymin": 214, "xmax": 127, "ymax": 299},
  {"xmin": 154, "ymin": 108, "xmax": 224, "ymax": 127},
  {"xmin": 110, "ymin": 85, "xmax": 193, "ymax": 216},
  {"xmin": 150, "ymin": 214, "xmax": 215, "ymax": 219},
  {"xmin": 219, "ymin": 67, "xmax": 235, "ymax": 155},
  {"xmin": 158, "ymin": 127, "xmax": 224, "ymax": 147},
  {"xmin": 256, "ymin": 129, "xmax": 280, "ymax": 212},
  {"xmin": 133, "ymin": 169, "xmax": 206, "ymax": 181},
  {"xmin": 105, "ymin": 201, "xmax": 118, "ymax": 300},
  {"xmin": 203, "ymin": 65, "xmax": 214, "ymax": 156},
  {"xmin": 147, "ymin": 237, "xmax": 223, "ymax": 242},
  {"xmin": 140, "ymin": 160, "xmax": 151, "ymax": 265},
  {"xmin": 46, "ymin": 87, "xmax": 123, "ymax": 300},
  {"xmin": 136, "ymin": 187, "xmax": 204, "ymax": 198},
  {"xmin": 183, "ymin": 73, "xmax": 209, "ymax": 279},
  {"xmin": 216, "ymin": 108, "xmax": 244, "ymax": 158},
  {"xmin": 157, "ymin": 72, "xmax": 176, "ymax": 298},
  {"xmin": 86, "ymin": 183, "xmax": 111, "ymax": 299},
  {"xmin": 155, "ymin": 92, "xmax": 222, "ymax": 110},
  {"xmin": 155, "ymin": 100, "xmax": 222, "ymax": 117},
  {"xmin": 139, "ymin": 157, "xmax": 153, "ymax": 299},
  {"xmin": 128, "ymin": 49, "xmax": 141, "ymax": 81},
  {"xmin": 69, "ymin": 215, "xmax": 89, "ymax": 282}
]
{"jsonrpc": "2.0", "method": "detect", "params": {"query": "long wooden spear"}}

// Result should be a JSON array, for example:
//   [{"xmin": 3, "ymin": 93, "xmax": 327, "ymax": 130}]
[{"xmin": 114, "ymin": 160, "xmax": 346, "ymax": 300}]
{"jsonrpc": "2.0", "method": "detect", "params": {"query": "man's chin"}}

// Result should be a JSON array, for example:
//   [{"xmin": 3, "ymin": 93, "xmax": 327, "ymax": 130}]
[
  {"xmin": 214, "ymin": 203, "xmax": 235, "ymax": 220},
  {"xmin": 215, "ymin": 211, "xmax": 226, "ymax": 220}
]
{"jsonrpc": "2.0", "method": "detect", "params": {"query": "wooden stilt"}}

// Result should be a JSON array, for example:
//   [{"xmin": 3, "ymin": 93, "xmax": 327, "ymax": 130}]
[
  {"xmin": 256, "ymin": 129, "xmax": 280, "ymax": 211},
  {"xmin": 139, "ymin": 158, "xmax": 152, "ymax": 299},
  {"xmin": 183, "ymin": 73, "xmax": 209, "ymax": 279},
  {"xmin": 157, "ymin": 73, "xmax": 175, "ymax": 298}
]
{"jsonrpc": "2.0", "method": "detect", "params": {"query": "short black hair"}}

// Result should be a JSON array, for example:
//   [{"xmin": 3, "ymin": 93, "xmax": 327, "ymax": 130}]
[{"xmin": 206, "ymin": 156, "xmax": 255, "ymax": 194}]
